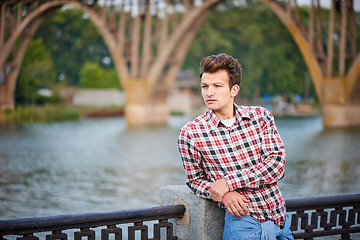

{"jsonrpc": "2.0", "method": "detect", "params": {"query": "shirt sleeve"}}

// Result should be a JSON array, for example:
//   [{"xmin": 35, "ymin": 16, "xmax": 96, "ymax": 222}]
[
  {"xmin": 225, "ymin": 111, "xmax": 286, "ymax": 191},
  {"xmin": 178, "ymin": 126, "xmax": 212, "ymax": 199}
]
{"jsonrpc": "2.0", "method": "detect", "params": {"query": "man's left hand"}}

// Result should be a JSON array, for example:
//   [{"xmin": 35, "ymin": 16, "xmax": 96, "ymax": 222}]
[{"xmin": 209, "ymin": 178, "xmax": 230, "ymax": 202}]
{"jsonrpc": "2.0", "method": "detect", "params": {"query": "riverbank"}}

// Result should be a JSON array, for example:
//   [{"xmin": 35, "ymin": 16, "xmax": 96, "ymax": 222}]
[
  {"xmin": 0, "ymin": 105, "xmax": 124, "ymax": 123},
  {"xmin": 0, "ymin": 103, "xmax": 320, "ymax": 123},
  {"xmin": 272, "ymin": 104, "xmax": 321, "ymax": 117}
]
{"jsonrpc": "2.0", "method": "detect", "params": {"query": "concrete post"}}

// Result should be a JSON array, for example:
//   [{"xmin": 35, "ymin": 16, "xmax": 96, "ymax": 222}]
[{"xmin": 160, "ymin": 185, "xmax": 225, "ymax": 240}]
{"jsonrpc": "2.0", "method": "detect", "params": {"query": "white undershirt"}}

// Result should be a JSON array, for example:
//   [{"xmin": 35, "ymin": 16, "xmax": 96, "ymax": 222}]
[{"xmin": 221, "ymin": 116, "xmax": 236, "ymax": 128}]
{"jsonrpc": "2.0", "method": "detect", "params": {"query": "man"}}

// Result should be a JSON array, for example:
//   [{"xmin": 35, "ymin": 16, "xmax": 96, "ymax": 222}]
[{"xmin": 178, "ymin": 54, "xmax": 293, "ymax": 239}]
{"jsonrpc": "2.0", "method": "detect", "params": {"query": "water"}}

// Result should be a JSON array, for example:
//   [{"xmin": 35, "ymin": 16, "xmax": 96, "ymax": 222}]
[{"xmin": 0, "ymin": 115, "xmax": 359, "ymax": 221}]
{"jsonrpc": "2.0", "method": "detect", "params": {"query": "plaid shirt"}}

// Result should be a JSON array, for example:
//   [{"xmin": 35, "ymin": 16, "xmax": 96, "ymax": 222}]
[{"xmin": 178, "ymin": 104, "xmax": 286, "ymax": 227}]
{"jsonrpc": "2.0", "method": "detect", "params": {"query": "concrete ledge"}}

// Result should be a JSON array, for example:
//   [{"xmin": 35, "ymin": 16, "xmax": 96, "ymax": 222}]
[{"xmin": 160, "ymin": 185, "xmax": 224, "ymax": 240}]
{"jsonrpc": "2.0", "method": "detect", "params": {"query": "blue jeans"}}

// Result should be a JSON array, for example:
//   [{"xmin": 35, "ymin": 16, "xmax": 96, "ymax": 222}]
[{"xmin": 223, "ymin": 210, "xmax": 294, "ymax": 240}]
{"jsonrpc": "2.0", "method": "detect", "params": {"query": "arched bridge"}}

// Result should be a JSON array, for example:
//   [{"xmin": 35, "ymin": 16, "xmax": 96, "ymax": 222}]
[{"xmin": 0, "ymin": 0, "xmax": 359, "ymax": 127}]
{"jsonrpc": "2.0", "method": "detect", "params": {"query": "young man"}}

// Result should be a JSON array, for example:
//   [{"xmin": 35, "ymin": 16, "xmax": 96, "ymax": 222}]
[{"xmin": 178, "ymin": 54, "xmax": 293, "ymax": 239}]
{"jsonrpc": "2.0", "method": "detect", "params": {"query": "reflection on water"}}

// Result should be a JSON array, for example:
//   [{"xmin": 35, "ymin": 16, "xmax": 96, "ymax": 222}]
[
  {"xmin": 0, "ymin": 115, "xmax": 359, "ymax": 220},
  {"xmin": 276, "ymin": 116, "xmax": 360, "ymax": 199}
]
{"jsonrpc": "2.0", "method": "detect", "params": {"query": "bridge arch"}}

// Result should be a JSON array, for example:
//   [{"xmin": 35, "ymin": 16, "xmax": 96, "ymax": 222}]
[
  {"xmin": 0, "ymin": 0, "xmax": 222, "ymax": 126},
  {"xmin": 260, "ymin": 0, "xmax": 360, "ymax": 127},
  {"xmin": 260, "ymin": 0, "xmax": 324, "ymax": 102}
]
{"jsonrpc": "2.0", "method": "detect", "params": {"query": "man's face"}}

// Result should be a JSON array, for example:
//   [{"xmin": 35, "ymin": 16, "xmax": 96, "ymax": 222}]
[{"xmin": 200, "ymin": 70, "xmax": 239, "ymax": 118}]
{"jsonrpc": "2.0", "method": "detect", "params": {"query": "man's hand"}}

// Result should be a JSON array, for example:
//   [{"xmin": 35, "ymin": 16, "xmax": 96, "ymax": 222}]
[
  {"xmin": 222, "ymin": 191, "xmax": 250, "ymax": 218},
  {"xmin": 209, "ymin": 178, "xmax": 230, "ymax": 202}
]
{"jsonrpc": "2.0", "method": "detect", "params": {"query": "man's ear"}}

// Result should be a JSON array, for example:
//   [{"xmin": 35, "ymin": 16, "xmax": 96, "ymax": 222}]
[{"xmin": 231, "ymin": 84, "xmax": 240, "ymax": 97}]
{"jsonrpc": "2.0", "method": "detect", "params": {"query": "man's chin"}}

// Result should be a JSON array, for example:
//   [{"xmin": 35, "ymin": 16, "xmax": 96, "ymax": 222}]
[{"xmin": 206, "ymin": 105, "xmax": 217, "ymax": 111}]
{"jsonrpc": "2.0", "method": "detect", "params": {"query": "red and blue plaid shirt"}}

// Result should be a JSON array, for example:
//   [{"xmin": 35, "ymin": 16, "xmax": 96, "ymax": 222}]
[{"xmin": 178, "ymin": 104, "xmax": 287, "ymax": 227}]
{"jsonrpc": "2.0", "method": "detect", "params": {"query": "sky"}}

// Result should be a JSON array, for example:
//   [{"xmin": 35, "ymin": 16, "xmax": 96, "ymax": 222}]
[{"xmin": 297, "ymin": 0, "xmax": 360, "ymax": 11}]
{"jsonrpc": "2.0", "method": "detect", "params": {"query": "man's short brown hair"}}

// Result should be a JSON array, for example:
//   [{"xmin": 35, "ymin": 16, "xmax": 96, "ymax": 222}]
[{"xmin": 200, "ymin": 53, "xmax": 242, "ymax": 88}]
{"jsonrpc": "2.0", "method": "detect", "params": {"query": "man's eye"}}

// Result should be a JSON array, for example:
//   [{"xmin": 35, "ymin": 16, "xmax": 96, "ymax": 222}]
[
  {"xmin": 216, "ymin": 85, "xmax": 222, "ymax": 87},
  {"xmin": 201, "ymin": 85, "xmax": 207, "ymax": 88}
]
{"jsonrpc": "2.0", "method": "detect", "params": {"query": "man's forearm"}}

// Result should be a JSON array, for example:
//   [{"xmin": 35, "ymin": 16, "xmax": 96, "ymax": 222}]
[
  {"xmin": 187, "ymin": 178, "xmax": 213, "ymax": 199},
  {"xmin": 209, "ymin": 178, "xmax": 230, "ymax": 202}
]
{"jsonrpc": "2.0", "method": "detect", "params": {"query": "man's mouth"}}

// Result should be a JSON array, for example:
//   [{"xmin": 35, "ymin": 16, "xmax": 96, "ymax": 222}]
[{"xmin": 206, "ymin": 99, "xmax": 216, "ymax": 104}]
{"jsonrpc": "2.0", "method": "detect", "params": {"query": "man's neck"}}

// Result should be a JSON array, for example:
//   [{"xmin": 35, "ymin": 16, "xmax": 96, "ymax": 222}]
[{"xmin": 213, "ymin": 106, "xmax": 235, "ymax": 120}]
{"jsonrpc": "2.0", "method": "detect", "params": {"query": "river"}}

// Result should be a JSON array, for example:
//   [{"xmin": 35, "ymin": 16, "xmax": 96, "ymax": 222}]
[{"xmin": 0, "ymin": 115, "xmax": 359, "ymax": 220}]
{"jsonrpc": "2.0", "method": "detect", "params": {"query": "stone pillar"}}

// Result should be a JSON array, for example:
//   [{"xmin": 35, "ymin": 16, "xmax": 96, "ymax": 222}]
[
  {"xmin": 125, "ymin": 102, "xmax": 170, "ymax": 127},
  {"xmin": 0, "ymin": 80, "xmax": 15, "ymax": 110},
  {"xmin": 322, "ymin": 104, "xmax": 360, "ymax": 128},
  {"xmin": 160, "ymin": 185, "xmax": 225, "ymax": 240},
  {"xmin": 321, "ymin": 77, "xmax": 360, "ymax": 128},
  {"xmin": 124, "ymin": 79, "xmax": 170, "ymax": 127}
]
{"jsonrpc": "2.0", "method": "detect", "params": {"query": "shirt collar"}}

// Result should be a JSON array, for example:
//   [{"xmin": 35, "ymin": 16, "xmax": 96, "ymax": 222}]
[
  {"xmin": 206, "ymin": 110, "xmax": 221, "ymax": 132},
  {"xmin": 206, "ymin": 104, "xmax": 251, "ymax": 132},
  {"xmin": 234, "ymin": 104, "xmax": 250, "ymax": 123}
]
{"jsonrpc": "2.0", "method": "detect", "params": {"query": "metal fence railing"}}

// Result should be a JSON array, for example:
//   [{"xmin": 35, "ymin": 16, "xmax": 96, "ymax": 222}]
[
  {"xmin": 0, "ymin": 205, "xmax": 185, "ymax": 240},
  {"xmin": 286, "ymin": 193, "xmax": 360, "ymax": 239}
]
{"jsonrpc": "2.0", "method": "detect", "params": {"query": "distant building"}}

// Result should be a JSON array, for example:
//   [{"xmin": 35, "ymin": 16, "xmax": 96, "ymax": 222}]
[
  {"xmin": 173, "ymin": 70, "xmax": 199, "ymax": 91},
  {"xmin": 170, "ymin": 70, "xmax": 204, "ymax": 116},
  {"xmin": 72, "ymin": 89, "xmax": 125, "ymax": 107}
]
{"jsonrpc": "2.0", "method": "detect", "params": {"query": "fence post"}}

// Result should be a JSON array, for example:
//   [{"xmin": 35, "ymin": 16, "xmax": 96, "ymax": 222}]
[{"xmin": 160, "ymin": 185, "xmax": 225, "ymax": 240}]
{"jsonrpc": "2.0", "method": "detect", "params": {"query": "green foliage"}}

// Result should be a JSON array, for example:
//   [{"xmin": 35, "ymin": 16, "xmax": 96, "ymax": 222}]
[
  {"xmin": 1, "ymin": 105, "xmax": 82, "ymax": 123},
  {"xmin": 36, "ymin": 8, "xmax": 113, "ymax": 86},
  {"xmin": 79, "ymin": 62, "xmax": 121, "ymax": 89},
  {"xmin": 183, "ymin": 2, "xmax": 315, "ymax": 100},
  {"xmin": 16, "ymin": 38, "xmax": 57, "ymax": 105}
]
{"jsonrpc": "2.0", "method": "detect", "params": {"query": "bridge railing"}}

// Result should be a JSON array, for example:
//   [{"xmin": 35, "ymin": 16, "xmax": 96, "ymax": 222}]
[
  {"xmin": 0, "ymin": 205, "xmax": 185, "ymax": 240},
  {"xmin": 1, "ymin": 186, "xmax": 359, "ymax": 240},
  {"xmin": 286, "ymin": 194, "xmax": 360, "ymax": 239}
]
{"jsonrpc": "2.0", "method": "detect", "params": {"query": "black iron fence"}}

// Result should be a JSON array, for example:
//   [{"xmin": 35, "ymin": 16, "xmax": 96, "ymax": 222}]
[
  {"xmin": 286, "ymin": 193, "xmax": 360, "ymax": 239},
  {"xmin": 0, "ymin": 205, "xmax": 185, "ymax": 240},
  {"xmin": 0, "ymin": 194, "xmax": 359, "ymax": 240}
]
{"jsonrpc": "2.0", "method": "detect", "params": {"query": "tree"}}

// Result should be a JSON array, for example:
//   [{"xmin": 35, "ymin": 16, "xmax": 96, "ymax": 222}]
[
  {"xmin": 16, "ymin": 38, "xmax": 57, "ymax": 105},
  {"xmin": 79, "ymin": 62, "xmax": 120, "ymax": 89},
  {"xmin": 35, "ymin": 7, "xmax": 112, "ymax": 86}
]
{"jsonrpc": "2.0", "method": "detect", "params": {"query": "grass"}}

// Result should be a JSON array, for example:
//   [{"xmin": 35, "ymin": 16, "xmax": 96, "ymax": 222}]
[
  {"xmin": 0, "ymin": 105, "xmax": 82, "ymax": 123},
  {"xmin": 0, "ymin": 105, "xmax": 126, "ymax": 123}
]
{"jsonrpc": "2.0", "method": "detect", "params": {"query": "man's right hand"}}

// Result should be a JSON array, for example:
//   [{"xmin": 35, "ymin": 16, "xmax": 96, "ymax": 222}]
[{"xmin": 222, "ymin": 191, "xmax": 250, "ymax": 218}]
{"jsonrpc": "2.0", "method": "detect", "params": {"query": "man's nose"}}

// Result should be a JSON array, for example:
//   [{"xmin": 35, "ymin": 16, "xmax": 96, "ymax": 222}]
[{"xmin": 207, "ymin": 87, "xmax": 214, "ymax": 96}]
